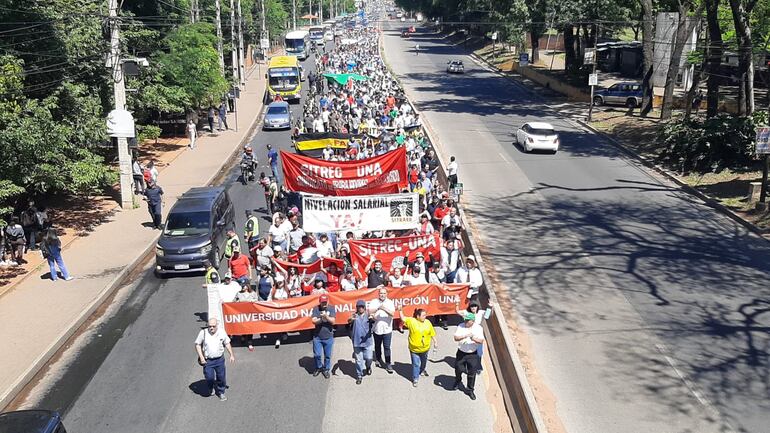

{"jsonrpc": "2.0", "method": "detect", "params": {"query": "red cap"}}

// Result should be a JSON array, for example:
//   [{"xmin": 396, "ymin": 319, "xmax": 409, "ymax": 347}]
[{"xmin": 319, "ymin": 295, "xmax": 329, "ymax": 303}]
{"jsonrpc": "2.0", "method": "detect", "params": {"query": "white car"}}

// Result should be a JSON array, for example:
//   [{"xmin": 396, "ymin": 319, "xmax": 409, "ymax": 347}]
[
  {"xmin": 514, "ymin": 122, "xmax": 560, "ymax": 153},
  {"xmin": 324, "ymin": 31, "xmax": 333, "ymax": 41}
]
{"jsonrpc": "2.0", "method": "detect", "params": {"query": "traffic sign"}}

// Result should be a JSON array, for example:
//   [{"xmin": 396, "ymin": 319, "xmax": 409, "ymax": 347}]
[
  {"xmin": 453, "ymin": 182, "xmax": 464, "ymax": 196},
  {"xmin": 518, "ymin": 53, "xmax": 529, "ymax": 67},
  {"xmin": 491, "ymin": 31, "xmax": 498, "ymax": 41},
  {"xmin": 584, "ymin": 48, "xmax": 595, "ymax": 65},
  {"xmin": 757, "ymin": 127, "xmax": 770, "ymax": 155},
  {"xmin": 588, "ymin": 73, "xmax": 598, "ymax": 86},
  {"xmin": 260, "ymin": 38, "xmax": 270, "ymax": 50}
]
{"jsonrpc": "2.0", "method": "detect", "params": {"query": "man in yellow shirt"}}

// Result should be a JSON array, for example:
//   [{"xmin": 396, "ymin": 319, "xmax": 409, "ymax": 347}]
[{"xmin": 397, "ymin": 305, "xmax": 438, "ymax": 387}]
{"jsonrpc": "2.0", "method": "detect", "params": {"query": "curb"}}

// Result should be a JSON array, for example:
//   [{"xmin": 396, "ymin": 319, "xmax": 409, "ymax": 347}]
[
  {"xmin": 575, "ymin": 119, "xmax": 769, "ymax": 239},
  {"xmin": 465, "ymin": 40, "xmax": 769, "ymax": 241},
  {"xmin": 380, "ymin": 26, "xmax": 547, "ymax": 433},
  {"xmin": 0, "ymin": 86, "xmax": 267, "ymax": 412}
]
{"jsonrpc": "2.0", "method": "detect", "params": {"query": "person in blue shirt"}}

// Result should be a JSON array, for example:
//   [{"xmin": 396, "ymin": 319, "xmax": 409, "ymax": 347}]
[
  {"xmin": 266, "ymin": 143, "xmax": 280, "ymax": 182},
  {"xmin": 348, "ymin": 299, "xmax": 374, "ymax": 384},
  {"xmin": 143, "ymin": 181, "xmax": 164, "ymax": 229}
]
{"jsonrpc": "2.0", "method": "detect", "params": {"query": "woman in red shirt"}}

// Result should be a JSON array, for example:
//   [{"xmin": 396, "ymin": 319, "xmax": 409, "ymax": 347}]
[{"xmin": 322, "ymin": 262, "xmax": 343, "ymax": 292}]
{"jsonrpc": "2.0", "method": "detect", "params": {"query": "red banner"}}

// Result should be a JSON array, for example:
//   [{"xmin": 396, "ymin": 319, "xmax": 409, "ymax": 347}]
[
  {"xmin": 222, "ymin": 284, "xmax": 469, "ymax": 335},
  {"xmin": 273, "ymin": 256, "xmax": 345, "ymax": 274},
  {"xmin": 281, "ymin": 147, "xmax": 408, "ymax": 196},
  {"xmin": 348, "ymin": 233, "xmax": 441, "ymax": 279}
]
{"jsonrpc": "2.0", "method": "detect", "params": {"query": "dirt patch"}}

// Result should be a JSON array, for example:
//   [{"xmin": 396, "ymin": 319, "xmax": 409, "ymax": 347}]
[{"xmin": 0, "ymin": 137, "xmax": 189, "ymax": 295}]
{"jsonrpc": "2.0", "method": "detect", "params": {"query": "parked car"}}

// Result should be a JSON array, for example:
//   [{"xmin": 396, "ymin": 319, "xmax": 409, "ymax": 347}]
[
  {"xmin": 155, "ymin": 186, "xmax": 235, "ymax": 275},
  {"xmin": 446, "ymin": 60, "xmax": 464, "ymax": 74},
  {"xmin": 0, "ymin": 410, "xmax": 67, "ymax": 433},
  {"xmin": 263, "ymin": 101, "xmax": 292, "ymax": 130},
  {"xmin": 514, "ymin": 122, "xmax": 560, "ymax": 153},
  {"xmin": 592, "ymin": 82, "xmax": 643, "ymax": 108}
]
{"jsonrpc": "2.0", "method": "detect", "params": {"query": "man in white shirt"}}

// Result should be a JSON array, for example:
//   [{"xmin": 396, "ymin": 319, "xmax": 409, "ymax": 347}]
[
  {"xmin": 465, "ymin": 255, "xmax": 483, "ymax": 300},
  {"xmin": 322, "ymin": 144, "xmax": 334, "ymax": 160},
  {"xmin": 194, "ymin": 318, "xmax": 235, "ymax": 401},
  {"xmin": 251, "ymin": 238, "xmax": 273, "ymax": 268},
  {"xmin": 368, "ymin": 287, "xmax": 395, "ymax": 373},
  {"xmin": 447, "ymin": 155, "xmax": 459, "ymax": 189},
  {"xmin": 403, "ymin": 264, "xmax": 427, "ymax": 286},
  {"xmin": 452, "ymin": 313, "xmax": 484, "ymax": 400},
  {"xmin": 315, "ymin": 233, "xmax": 334, "ymax": 258},
  {"xmin": 268, "ymin": 216, "xmax": 289, "ymax": 253}
]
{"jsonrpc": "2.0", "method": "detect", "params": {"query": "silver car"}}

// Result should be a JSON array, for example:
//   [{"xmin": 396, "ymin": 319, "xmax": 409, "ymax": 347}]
[
  {"xmin": 263, "ymin": 101, "xmax": 292, "ymax": 130},
  {"xmin": 446, "ymin": 60, "xmax": 464, "ymax": 74}
]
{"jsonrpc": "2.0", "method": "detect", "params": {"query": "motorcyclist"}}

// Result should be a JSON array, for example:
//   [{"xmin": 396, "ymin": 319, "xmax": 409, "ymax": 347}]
[{"xmin": 241, "ymin": 146, "xmax": 256, "ymax": 180}]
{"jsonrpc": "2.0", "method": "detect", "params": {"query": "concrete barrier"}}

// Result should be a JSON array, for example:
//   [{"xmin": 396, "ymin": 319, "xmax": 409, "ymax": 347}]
[{"xmin": 511, "ymin": 62, "xmax": 590, "ymax": 103}]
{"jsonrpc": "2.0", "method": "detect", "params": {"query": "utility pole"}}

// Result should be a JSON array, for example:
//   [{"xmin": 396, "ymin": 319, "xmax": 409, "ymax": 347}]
[
  {"xmin": 237, "ymin": 0, "xmax": 245, "ymax": 86},
  {"xmin": 215, "ymin": 0, "xmax": 225, "ymax": 75},
  {"xmin": 108, "ymin": 0, "xmax": 134, "ymax": 210},
  {"xmin": 292, "ymin": 0, "xmax": 296, "ymax": 30},
  {"xmin": 309, "ymin": 0, "xmax": 313, "ymax": 24},
  {"xmin": 230, "ymin": 0, "xmax": 238, "ymax": 83},
  {"xmin": 319, "ymin": 0, "xmax": 323, "ymax": 23},
  {"xmin": 190, "ymin": 0, "xmax": 195, "ymax": 23},
  {"xmin": 260, "ymin": 0, "xmax": 268, "ymax": 51},
  {"xmin": 587, "ymin": 23, "xmax": 599, "ymax": 122}
]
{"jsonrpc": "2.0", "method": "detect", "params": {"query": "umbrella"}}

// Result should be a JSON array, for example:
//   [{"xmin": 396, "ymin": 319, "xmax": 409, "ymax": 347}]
[
  {"xmin": 301, "ymin": 14, "xmax": 317, "ymax": 19},
  {"xmin": 322, "ymin": 73, "xmax": 369, "ymax": 86}
]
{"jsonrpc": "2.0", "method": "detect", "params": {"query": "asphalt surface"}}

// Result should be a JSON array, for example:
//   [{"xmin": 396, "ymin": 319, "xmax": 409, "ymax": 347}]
[
  {"xmin": 382, "ymin": 22, "xmax": 770, "ymax": 433},
  {"xmin": 23, "ymin": 37, "xmax": 502, "ymax": 433}
]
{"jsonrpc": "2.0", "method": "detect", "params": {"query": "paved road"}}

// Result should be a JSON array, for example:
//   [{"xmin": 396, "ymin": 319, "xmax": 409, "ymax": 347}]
[
  {"xmin": 382, "ymin": 22, "xmax": 770, "ymax": 433},
  {"xmin": 17, "ymin": 41, "xmax": 507, "ymax": 433}
]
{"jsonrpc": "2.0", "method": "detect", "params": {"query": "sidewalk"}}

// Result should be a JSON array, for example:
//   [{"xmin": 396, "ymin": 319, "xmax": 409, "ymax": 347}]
[{"xmin": 0, "ymin": 68, "xmax": 267, "ymax": 410}]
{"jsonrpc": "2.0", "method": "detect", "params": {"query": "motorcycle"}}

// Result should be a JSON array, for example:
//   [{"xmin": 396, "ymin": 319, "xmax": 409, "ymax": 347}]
[{"xmin": 240, "ymin": 159, "xmax": 255, "ymax": 184}]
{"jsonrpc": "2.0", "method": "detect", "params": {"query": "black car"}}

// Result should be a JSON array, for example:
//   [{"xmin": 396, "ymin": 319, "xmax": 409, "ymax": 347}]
[
  {"xmin": 446, "ymin": 60, "xmax": 464, "ymax": 74},
  {"xmin": 154, "ymin": 186, "xmax": 235, "ymax": 275},
  {"xmin": 0, "ymin": 410, "xmax": 67, "ymax": 433}
]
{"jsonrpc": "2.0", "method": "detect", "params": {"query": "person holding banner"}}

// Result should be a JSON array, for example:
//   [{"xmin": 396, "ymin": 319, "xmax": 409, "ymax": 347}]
[
  {"xmin": 348, "ymin": 300, "xmax": 375, "ymax": 384},
  {"xmin": 369, "ymin": 287, "xmax": 395, "ymax": 374},
  {"xmin": 365, "ymin": 255, "xmax": 388, "ymax": 288},
  {"xmin": 397, "ymin": 305, "xmax": 437, "ymax": 387},
  {"xmin": 311, "ymin": 295, "xmax": 336, "ymax": 379}
]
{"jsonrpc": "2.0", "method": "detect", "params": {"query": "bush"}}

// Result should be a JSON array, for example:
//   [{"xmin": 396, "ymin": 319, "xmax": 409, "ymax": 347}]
[
  {"xmin": 656, "ymin": 113, "xmax": 760, "ymax": 173},
  {"xmin": 137, "ymin": 124, "xmax": 162, "ymax": 144}
]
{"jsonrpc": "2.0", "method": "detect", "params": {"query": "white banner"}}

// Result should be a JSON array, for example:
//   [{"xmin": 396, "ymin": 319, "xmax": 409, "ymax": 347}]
[{"xmin": 302, "ymin": 193, "xmax": 420, "ymax": 232}]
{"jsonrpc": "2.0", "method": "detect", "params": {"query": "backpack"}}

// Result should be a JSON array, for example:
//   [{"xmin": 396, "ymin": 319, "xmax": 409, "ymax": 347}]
[{"xmin": 142, "ymin": 168, "xmax": 152, "ymax": 182}]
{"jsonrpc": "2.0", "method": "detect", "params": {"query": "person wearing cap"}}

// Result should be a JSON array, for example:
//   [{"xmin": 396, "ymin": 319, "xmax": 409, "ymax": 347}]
[
  {"xmin": 298, "ymin": 235, "xmax": 319, "ymax": 264},
  {"xmin": 396, "ymin": 304, "xmax": 437, "ymax": 387},
  {"xmin": 368, "ymin": 287, "xmax": 395, "ymax": 373},
  {"xmin": 456, "ymin": 299, "xmax": 494, "ymax": 374},
  {"xmin": 403, "ymin": 262, "xmax": 428, "ymax": 286},
  {"xmin": 340, "ymin": 267, "xmax": 359, "ymax": 291},
  {"xmin": 348, "ymin": 299, "xmax": 374, "ymax": 384},
  {"xmin": 228, "ymin": 248, "xmax": 251, "ymax": 289},
  {"xmin": 452, "ymin": 312, "xmax": 485, "ymax": 400},
  {"xmin": 311, "ymin": 295, "xmax": 336, "ymax": 378},
  {"xmin": 316, "ymin": 233, "xmax": 334, "ymax": 258},
  {"xmin": 204, "ymin": 259, "xmax": 220, "ymax": 285},
  {"xmin": 455, "ymin": 255, "xmax": 483, "ymax": 301},
  {"xmin": 244, "ymin": 210, "xmax": 260, "ymax": 250}
]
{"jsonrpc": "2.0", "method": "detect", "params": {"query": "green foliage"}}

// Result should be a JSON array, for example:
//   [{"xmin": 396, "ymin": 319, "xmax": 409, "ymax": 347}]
[
  {"xmin": 657, "ymin": 114, "xmax": 761, "ymax": 173},
  {"xmin": 137, "ymin": 125, "xmax": 162, "ymax": 143},
  {"xmin": 0, "ymin": 56, "xmax": 24, "ymax": 127},
  {"xmin": 154, "ymin": 23, "xmax": 230, "ymax": 112},
  {"xmin": 0, "ymin": 180, "xmax": 24, "ymax": 220}
]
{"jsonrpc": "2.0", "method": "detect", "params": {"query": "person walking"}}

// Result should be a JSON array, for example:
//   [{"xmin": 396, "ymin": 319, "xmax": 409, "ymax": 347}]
[
  {"xmin": 204, "ymin": 259, "xmax": 220, "ymax": 285},
  {"xmin": 132, "ymin": 158, "xmax": 145, "ymax": 194},
  {"xmin": 348, "ymin": 299, "xmax": 374, "ymax": 384},
  {"xmin": 311, "ymin": 294, "xmax": 336, "ymax": 378},
  {"xmin": 218, "ymin": 101, "xmax": 229, "ymax": 131},
  {"xmin": 266, "ymin": 144, "xmax": 280, "ymax": 182},
  {"xmin": 368, "ymin": 287, "xmax": 395, "ymax": 373},
  {"xmin": 143, "ymin": 181, "xmax": 164, "ymax": 229},
  {"xmin": 207, "ymin": 105, "xmax": 216, "ymax": 132},
  {"xmin": 40, "ymin": 227, "xmax": 73, "ymax": 281},
  {"xmin": 187, "ymin": 119, "xmax": 198, "ymax": 149},
  {"xmin": 224, "ymin": 229, "xmax": 241, "ymax": 261},
  {"xmin": 4, "ymin": 217, "xmax": 25, "ymax": 265},
  {"xmin": 20, "ymin": 201, "xmax": 38, "ymax": 252},
  {"xmin": 452, "ymin": 312, "xmax": 485, "ymax": 400},
  {"xmin": 447, "ymin": 155, "xmax": 459, "ymax": 190},
  {"xmin": 244, "ymin": 209, "xmax": 260, "ymax": 250},
  {"xmin": 396, "ymin": 305, "xmax": 437, "ymax": 387},
  {"xmin": 194, "ymin": 318, "xmax": 235, "ymax": 401}
]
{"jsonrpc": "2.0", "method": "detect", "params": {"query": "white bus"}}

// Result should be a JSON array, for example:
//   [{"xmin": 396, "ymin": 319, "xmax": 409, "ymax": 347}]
[
  {"xmin": 284, "ymin": 30, "xmax": 310, "ymax": 60},
  {"xmin": 309, "ymin": 26, "xmax": 325, "ymax": 46}
]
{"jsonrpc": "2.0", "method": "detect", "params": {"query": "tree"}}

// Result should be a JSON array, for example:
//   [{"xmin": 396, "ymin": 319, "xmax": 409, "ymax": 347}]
[
  {"xmin": 154, "ymin": 23, "xmax": 230, "ymax": 112},
  {"xmin": 704, "ymin": 0, "xmax": 723, "ymax": 117},
  {"xmin": 525, "ymin": 0, "xmax": 550, "ymax": 64},
  {"xmin": 660, "ymin": 0, "xmax": 705, "ymax": 120},
  {"xmin": 728, "ymin": 0, "xmax": 758, "ymax": 115},
  {"xmin": 639, "ymin": 0, "xmax": 655, "ymax": 116}
]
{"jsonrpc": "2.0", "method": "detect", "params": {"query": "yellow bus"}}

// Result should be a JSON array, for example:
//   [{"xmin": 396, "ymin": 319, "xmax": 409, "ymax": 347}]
[{"xmin": 265, "ymin": 55, "xmax": 302, "ymax": 103}]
